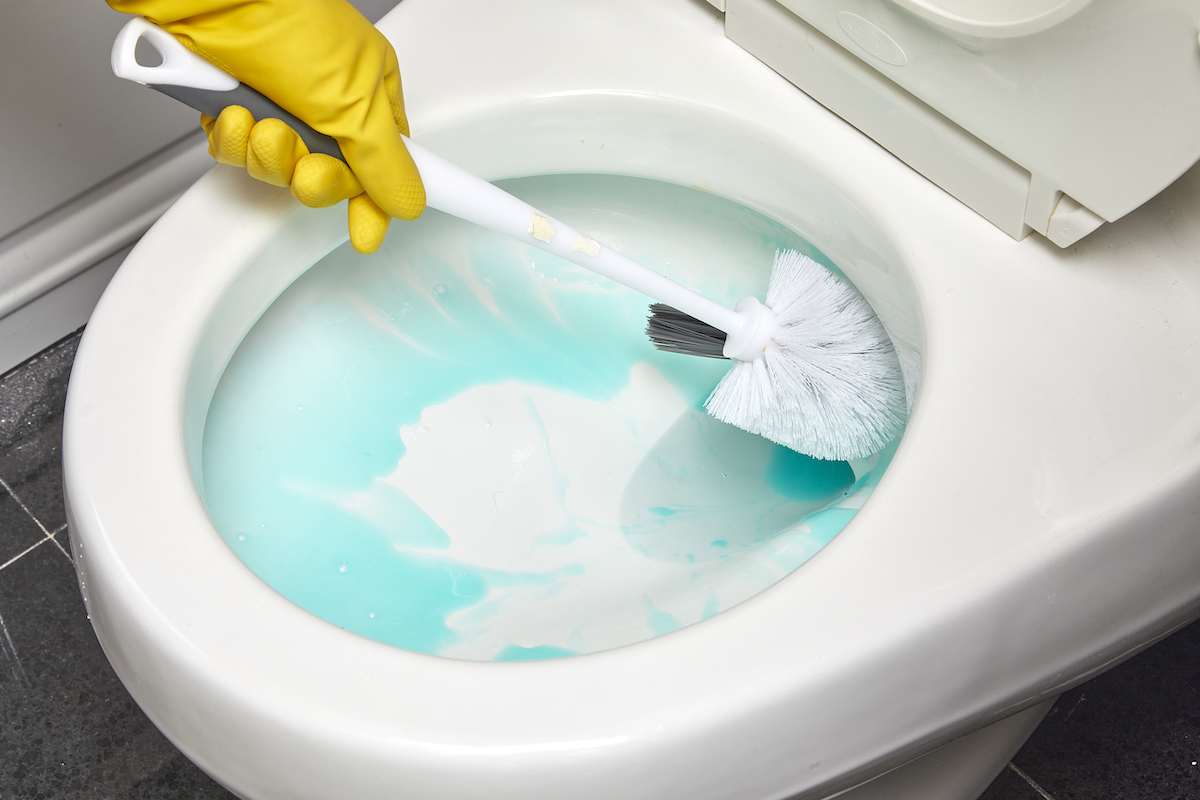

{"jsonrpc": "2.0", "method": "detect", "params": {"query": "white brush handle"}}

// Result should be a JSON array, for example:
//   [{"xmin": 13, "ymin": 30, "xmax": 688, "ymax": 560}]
[{"xmin": 112, "ymin": 17, "xmax": 766, "ymax": 347}]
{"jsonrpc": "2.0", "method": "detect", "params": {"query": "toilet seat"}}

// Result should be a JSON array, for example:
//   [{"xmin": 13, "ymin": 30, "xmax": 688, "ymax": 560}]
[{"xmin": 65, "ymin": 1, "xmax": 1200, "ymax": 798}]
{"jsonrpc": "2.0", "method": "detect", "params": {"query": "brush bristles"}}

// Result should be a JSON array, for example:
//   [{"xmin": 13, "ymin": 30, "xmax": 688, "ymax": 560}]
[
  {"xmin": 646, "ymin": 303, "xmax": 729, "ymax": 359},
  {"xmin": 704, "ymin": 250, "xmax": 907, "ymax": 461}
]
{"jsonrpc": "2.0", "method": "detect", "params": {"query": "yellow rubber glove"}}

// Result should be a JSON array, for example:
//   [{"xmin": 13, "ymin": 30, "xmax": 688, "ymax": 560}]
[{"xmin": 107, "ymin": 0, "xmax": 425, "ymax": 254}]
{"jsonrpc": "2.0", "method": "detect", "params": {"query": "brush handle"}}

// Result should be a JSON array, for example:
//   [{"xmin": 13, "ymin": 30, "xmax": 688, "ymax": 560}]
[{"xmin": 112, "ymin": 17, "xmax": 745, "ymax": 336}]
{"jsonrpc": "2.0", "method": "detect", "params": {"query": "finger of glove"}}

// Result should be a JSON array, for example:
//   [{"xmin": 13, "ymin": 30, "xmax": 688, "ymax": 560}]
[
  {"xmin": 348, "ymin": 193, "xmax": 392, "ymax": 255},
  {"xmin": 291, "ymin": 154, "xmax": 364, "ymax": 209},
  {"xmin": 340, "ymin": 115, "xmax": 425, "ymax": 222},
  {"xmin": 206, "ymin": 105, "xmax": 255, "ymax": 167},
  {"xmin": 383, "ymin": 48, "xmax": 410, "ymax": 138},
  {"xmin": 246, "ymin": 118, "xmax": 310, "ymax": 187},
  {"xmin": 335, "ymin": 37, "xmax": 425, "ymax": 222}
]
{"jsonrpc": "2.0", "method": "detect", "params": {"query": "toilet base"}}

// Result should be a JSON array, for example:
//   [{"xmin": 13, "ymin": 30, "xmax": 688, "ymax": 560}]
[{"xmin": 822, "ymin": 698, "xmax": 1056, "ymax": 800}]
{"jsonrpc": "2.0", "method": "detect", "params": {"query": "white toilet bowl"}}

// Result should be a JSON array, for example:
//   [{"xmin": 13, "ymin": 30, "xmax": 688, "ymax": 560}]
[{"xmin": 64, "ymin": 1, "xmax": 1200, "ymax": 798}]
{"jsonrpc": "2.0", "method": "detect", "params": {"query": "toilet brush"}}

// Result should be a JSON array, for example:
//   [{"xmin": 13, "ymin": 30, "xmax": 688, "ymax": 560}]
[{"xmin": 112, "ymin": 17, "xmax": 907, "ymax": 461}]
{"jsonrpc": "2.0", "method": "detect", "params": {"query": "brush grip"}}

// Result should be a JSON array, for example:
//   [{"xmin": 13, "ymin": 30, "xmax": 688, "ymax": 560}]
[{"xmin": 151, "ymin": 82, "xmax": 344, "ymax": 161}]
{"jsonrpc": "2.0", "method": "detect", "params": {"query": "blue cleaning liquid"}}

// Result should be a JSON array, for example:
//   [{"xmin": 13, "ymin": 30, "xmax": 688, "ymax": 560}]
[{"xmin": 201, "ymin": 174, "xmax": 900, "ymax": 661}]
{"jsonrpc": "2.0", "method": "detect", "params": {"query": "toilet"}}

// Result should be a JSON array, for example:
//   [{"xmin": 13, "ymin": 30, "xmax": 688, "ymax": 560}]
[{"xmin": 62, "ymin": 0, "xmax": 1200, "ymax": 799}]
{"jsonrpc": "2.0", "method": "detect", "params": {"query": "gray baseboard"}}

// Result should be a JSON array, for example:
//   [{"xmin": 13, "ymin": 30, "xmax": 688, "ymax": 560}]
[{"xmin": 0, "ymin": 132, "xmax": 211, "ymax": 375}]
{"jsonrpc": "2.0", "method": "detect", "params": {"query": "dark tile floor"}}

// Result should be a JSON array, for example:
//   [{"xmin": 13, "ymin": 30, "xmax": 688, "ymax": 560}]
[{"xmin": 0, "ymin": 328, "xmax": 1196, "ymax": 799}]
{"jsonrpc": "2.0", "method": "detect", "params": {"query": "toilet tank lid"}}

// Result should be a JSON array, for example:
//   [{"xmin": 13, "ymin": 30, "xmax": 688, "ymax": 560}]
[{"xmin": 765, "ymin": 0, "xmax": 1200, "ymax": 236}]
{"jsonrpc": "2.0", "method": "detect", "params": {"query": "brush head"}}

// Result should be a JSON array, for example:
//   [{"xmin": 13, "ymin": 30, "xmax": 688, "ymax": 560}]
[{"xmin": 653, "ymin": 249, "xmax": 908, "ymax": 461}]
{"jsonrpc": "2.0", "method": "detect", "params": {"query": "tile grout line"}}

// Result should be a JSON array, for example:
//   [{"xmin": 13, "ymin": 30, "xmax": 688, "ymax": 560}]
[
  {"xmin": 1007, "ymin": 762, "xmax": 1058, "ymax": 800},
  {"xmin": 0, "ymin": 475, "xmax": 72, "ymax": 562},
  {"xmin": 0, "ymin": 536, "xmax": 49, "ymax": 573},
  {"xmin": 0, "ymin": 606, "xmax": 29, "ymax": 687},
  {"xmin": 0, "ymin": 474, "xmax": 51, "ymax": 534},
  {"xmin": 47, "ymin": 521, "xmax": 71, "ymax": 561}
]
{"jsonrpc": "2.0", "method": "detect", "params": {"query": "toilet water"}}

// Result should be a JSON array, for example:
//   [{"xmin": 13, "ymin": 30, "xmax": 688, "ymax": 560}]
[{"xmin": 201, "ymin": 174, "xmax": 900, "ymax": 661}]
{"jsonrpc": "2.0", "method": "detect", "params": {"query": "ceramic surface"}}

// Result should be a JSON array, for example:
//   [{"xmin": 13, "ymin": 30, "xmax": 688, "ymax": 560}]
[{"xmin": 63, "ymin": 0, "xmax": 1200, "ymax": 798}]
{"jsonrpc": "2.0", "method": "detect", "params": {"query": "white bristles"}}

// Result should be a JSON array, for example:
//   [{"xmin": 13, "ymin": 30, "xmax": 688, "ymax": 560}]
[{"xmin": 705, "ymin": 250, "xmax": 907, "ymax": 461}]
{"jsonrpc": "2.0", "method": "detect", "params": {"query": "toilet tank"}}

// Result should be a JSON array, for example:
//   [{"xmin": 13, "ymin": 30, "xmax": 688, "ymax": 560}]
[{"xmin": 715, "ymin": 0, "xmax": 1200, "ymax": 246}]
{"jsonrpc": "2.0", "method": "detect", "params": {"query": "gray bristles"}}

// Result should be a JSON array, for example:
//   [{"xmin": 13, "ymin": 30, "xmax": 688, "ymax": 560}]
[
  {"xmin": 702, "ymin": 250, "xmax": 907, "ymax": 461},
  {"xmin": 646, "ymin": 303, "xmax": 729, "ymax": 359}
]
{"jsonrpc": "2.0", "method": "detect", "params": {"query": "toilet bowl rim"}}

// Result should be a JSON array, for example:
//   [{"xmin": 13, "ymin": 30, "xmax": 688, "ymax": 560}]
[{"xmin": 63, "ymin": 86, "xmax": 940, "ymax": 702}]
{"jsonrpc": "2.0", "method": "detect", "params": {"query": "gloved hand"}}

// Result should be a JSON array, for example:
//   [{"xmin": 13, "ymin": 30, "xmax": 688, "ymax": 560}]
[{"xmin": 107, "ymin": 0, "xmax": 425, "ymax": 254}]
